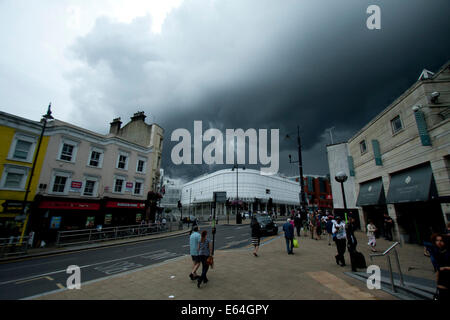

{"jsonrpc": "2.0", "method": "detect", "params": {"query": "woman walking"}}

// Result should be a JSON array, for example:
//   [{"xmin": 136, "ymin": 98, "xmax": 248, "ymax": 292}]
[
  {"xmin": 197, "ymin": 230, "xmax": 212, "ymax": 288},
  {"xmin": 251, "ymin": 216, "xmax": 261, "ymax": 257},
  {"xmin": 367, "ymin": 220, "xmax": 377, "ymax": 252}
]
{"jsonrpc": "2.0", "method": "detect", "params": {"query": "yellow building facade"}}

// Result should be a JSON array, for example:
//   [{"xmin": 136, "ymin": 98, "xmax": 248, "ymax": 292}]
[{"xmin": 0, "ymin": 112, "xmax": 49, "ymax": 241}]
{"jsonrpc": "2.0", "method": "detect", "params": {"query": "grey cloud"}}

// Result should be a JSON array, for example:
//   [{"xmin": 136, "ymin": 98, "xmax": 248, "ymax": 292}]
[{"xmin": 65, "ymin": 0, "xmax": 450, "ymax": 180}]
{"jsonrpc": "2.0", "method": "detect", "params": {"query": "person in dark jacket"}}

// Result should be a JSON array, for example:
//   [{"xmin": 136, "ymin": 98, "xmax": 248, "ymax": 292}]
[
  {"xmin": 294, "ymin": 214, "xmax": 302, "ymax": 237},
  {"xmin": 424, "ymin": 233, "xmax": 450, "ymax": 301},
  {"xmin": 346, "ymin": 217, "xmax": 358, "ymax": 272},
  {"xmin": 283, "ymin": 219, "xmax": 295, "ymax": 255},
  {"xmin": 250, "ymin": 216, "xmax": 261, "ymax": 257}
]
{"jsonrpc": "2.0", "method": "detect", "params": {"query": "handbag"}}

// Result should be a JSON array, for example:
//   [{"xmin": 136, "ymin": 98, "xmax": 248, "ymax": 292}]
[
  {"xmin": 293, "ymin": 238, "xmax": 299, "ymax": 248},
  {"xmin": 206, "ymin": 256, "xmax": 214, "ymax": 268}
]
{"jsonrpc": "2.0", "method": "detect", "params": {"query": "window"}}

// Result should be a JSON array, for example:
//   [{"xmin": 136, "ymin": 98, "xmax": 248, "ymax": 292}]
[
  {"xmin": 8, "ymin": 133, "xmax": 37, "ymax": 162},
  {"xmin": 50, "ymin": 171, "xmax": 72, "ymax": 194},
  {"xmin": 391, "ymin": 115, "xmax": 403, "ymax": 134},
  {"xmin": 0, "ymin": 165, "xmax": 29, "ymax": 190},
  {"xmin": 88, "ymin": 148, "xmax": 104, "ymax": 168},
  {"xmin": 83, "ymin": 180, "xmax": 96, "ymax": 196},
  {"xmin": 113, "ymin": 176, "xmax": 126, "ymax": 193},
  {"xmin": 136, "ymin": 157, "xmax": 146, "ymax": 173},
  {"xmin": 52, "ymin": 176, "xmax": 67, "ymax": 193},
  {"xmin": 58, "ymin": 139, "xmax": 78, "ymax": 162},
  {"xmin": 116, "ymin": 151, "xmax": 129, "ymax": 170},
  {"xmin": 360, "ymin": 140, "xmax": 367, "ymax": 154},
  {"xmin": 134, "ymin": 181, "xmax": 143, "ymax": 195}
]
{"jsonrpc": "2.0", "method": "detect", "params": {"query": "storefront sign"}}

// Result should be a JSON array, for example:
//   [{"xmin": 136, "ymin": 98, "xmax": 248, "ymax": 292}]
[
  {"xmin": 39, "ymin": 201, "xmax": 100, "ymax": 210},
  {"xmin": 70, "ymin": 181, "xmax": 83, "ymax": 193},
  {"xmin": 50, "ymin": 216, "xmax": 61, "ymax": 229},
  {"xmin": 106, "ymin": 201, "xmax": 145, "ymax": 209}
]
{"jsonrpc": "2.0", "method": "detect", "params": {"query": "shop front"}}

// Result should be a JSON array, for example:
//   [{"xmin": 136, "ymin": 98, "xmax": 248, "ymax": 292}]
[
  {"xmin": 386, "ymin": 162, "xmax": 446, "ymax": 244},
  {"xmin": 104, "ymin": 198, "xmax": 146, "ymax": 227},
  {"xmin": 32, "ymin": 197, "xmax": 101, "ymax": 246},
  {"xmin": 356, "ymin": 177, "xmax": 387, "ymax": 237}
]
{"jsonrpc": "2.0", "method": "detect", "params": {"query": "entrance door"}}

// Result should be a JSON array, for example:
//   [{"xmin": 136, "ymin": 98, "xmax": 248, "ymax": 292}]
[
  {"xmin": 395, "ymin": 201, "xmax": 445, "ymax": 244},
  {"xmin": 363, "ymin": 205, "xmax": 388, "ymax": 238}
]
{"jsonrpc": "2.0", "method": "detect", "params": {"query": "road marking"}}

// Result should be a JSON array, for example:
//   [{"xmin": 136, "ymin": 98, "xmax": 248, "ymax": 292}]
[
  {"xmin": 182, "ymin": 245, "xmax": 189, "ymax": 248},
  {"xmin": 306, "ymin": 271, "xmax": 376, "ymax": 300},
  {"xmin": 15, "ymin": 276, "xmax": 54, "ymax": 285},
  {"xmin": 56, "ymin": 283, "xmax": 65, "ymax": 289},
  {"xmin": 95, "ymin": 261, "xmax": 144, "ymax": 275},
  {"xmin": 226, "ymin": 236, "xmax": 234, "ymax": 239}
]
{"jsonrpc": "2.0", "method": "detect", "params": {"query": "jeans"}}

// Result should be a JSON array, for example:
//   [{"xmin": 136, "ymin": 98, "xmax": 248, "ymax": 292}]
[
  {"xmin": 285, "ymin": 237, "xmax": 294, "ymax": 253},
  {"xmin": 198, "ymin": 255, "xmax": 210, "ymax": 282}
]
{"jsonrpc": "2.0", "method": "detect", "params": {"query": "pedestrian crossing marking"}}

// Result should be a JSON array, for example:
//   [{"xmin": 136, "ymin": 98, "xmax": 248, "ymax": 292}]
[{"xmin": 306, "ymin": 271, "xmax": 376, "ymax": 300}]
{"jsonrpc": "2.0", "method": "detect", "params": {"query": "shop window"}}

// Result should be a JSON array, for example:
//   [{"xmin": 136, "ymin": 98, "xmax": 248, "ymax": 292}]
[
  {"xmin": 391, "ymin": 115, "xmax": 403, "ymax": 134},
  {"xmin": 8, "ymin": 133, "xmax": 37, "ymax": 162},
  {"xmin": 0, "ymin": 165, "xmax": 29, "ymax": 190}
]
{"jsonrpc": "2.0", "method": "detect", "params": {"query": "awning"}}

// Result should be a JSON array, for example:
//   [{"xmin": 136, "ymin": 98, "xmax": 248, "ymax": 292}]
[
  {"xmin": 356, "ymin": 178, "xmax": 386, "ymax": 206},
  {"xmin": 386, "ymin": 163, "xmax": 438, "ymax": 204}
]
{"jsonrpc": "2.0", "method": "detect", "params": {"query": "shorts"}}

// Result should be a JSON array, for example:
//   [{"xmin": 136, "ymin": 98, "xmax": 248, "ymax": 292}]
[
  {"xmin": 368, "ymin": 236, "xmax": 376, "ymax": 247},
  {"xmin": 191, "ymin": 255, "xmax": 200, "ymax": 263}
]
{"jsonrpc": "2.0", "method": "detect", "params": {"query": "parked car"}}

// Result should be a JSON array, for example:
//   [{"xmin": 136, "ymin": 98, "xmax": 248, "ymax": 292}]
[{"xmin": 255, "ymin": 214, "xmax": 278, "ymax": 235}]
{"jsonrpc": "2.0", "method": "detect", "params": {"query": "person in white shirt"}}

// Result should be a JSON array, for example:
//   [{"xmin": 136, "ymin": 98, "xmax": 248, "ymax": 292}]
[
  {"xmin": 332, "ymin": 216, "xmax": 347, "ymax": 266},
  {"xmin": 367, "ymin": 220, "xmax": 378, "ymax": 252}
]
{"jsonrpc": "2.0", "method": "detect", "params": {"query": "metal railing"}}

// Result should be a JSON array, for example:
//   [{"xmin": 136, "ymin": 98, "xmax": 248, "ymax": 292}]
[
  {"xmin": 0, "ymin": 236, "xmax": 29, "ymax": 258},
  {"xmin": 369, "ymin": 241, "xmax": 405, "ymax": 292},
  {"xmin": 56, "ymin": 221, "xmax": 184, "ymax": 247}
]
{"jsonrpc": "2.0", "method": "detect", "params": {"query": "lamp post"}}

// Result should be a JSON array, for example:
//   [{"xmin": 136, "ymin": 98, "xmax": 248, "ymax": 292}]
[
  {"xmin": 335, "ymin": 171, "xmax": 348, "ymax": 222},
  {"xmin": 232, "ymin": 165, "xmax": 245, "ymax": 224},
  {"xmin": 20, "ymin": 103, "xmax": 54, "ymax": 244},
  {"xmin": 288, "ymin": 125, "xmax": 308, "ymax": 211}
]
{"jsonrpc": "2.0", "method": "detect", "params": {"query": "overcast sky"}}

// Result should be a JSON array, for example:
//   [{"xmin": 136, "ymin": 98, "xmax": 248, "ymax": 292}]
[{"xmin": 1, "ymin": 0, "xmax": 449, "ymax": 182}]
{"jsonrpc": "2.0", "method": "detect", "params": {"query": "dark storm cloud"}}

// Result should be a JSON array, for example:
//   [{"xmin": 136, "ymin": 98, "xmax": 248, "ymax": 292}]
[{"xmin": 66, "ymin": 0, "xmax": 450, "ymax": 180}]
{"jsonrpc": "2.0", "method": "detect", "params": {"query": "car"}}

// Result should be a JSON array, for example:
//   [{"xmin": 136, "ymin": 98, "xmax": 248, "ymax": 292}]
[
  {"xmin": 255, "ymin": 214, "xmax": 278, "ymax": 236},
  {"xmin": 182, "ymin": 215, "xmax": 198, "ymax": 224}
]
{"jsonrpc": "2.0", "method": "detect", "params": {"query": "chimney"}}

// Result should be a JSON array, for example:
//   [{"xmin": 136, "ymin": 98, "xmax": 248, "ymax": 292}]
[
  {"xmin": 131, "ymin": 111, "xmax": 146, "ymax": 122},
  {"xmin": 109, "ymin": 117, "xmax": 122, "ymax": 135}
]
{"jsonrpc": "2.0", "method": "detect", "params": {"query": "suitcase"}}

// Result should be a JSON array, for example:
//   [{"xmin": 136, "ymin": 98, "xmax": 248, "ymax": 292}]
[{"xmin": 353, "ymin": 251, "xmax": 367, "ymax": 269}]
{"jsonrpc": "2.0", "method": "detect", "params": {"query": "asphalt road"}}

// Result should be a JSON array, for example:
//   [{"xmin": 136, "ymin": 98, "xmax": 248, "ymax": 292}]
[{"xmin": 0, "ymin": 224, "xmax": 279, "ymax": 300}]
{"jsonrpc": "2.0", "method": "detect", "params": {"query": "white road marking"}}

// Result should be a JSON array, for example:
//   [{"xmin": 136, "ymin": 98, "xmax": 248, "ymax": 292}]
[{"xmin": 226, "ymin": 236, "xmax": 234, "ymax": 239}]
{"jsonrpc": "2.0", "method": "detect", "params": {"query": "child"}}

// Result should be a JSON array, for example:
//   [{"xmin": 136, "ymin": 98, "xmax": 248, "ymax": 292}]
[{"xmin": 367, "ymin": 220, "xmax": 377, "ymax": 252}]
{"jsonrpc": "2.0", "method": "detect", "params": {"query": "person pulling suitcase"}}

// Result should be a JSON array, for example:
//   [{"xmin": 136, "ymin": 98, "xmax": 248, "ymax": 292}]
[{"xmin": 346, "ymin": 217, "xmax": 366, "ymax": 272}]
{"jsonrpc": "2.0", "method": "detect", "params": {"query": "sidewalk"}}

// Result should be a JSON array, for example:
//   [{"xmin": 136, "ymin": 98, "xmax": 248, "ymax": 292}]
[{"xmin": 32, "ymin": 229, "xmax": 434, "ymax": 300}]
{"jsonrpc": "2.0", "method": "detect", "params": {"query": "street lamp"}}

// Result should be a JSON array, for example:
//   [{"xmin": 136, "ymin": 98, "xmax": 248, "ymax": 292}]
[
  {"xmin": 335, "ymin": 171, "xmax": 348, "ymax": 221},
  {"xmin": 232, "ymin": 165, "xmax": 245, "ymax": 224},
  {"xmin": 287, "ymin": 125, "xmax": 308, "ymax": 211},
  {"xmin": 21, "ymin": 103, "xmax": 54, "ymax": 244}
]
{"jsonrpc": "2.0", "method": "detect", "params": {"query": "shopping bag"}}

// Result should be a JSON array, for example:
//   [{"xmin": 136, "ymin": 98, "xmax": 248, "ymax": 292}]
[{"xmin": 293, "ymin": 239, "xmax": 299, "ymax": 248}]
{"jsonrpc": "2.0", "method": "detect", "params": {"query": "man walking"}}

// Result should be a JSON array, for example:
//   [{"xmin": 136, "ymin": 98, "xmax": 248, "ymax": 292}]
[
  {"xmin": 189, "ymin": 226, "xmax": 201, "ymax": 280},
  {"xmin": 294, "ymin": 213, "xmax": 302, "ymax": 237},
  {"xmin": 333, "ymin": 216, "xmax": 347, "ymax": 266},
  {"xmin": 283, "ymin": 218, "xmax": 295, "ymax": 255},
  {"xmin": 383, "ymin": 213, "xmax": 394, "ymax": 241}
]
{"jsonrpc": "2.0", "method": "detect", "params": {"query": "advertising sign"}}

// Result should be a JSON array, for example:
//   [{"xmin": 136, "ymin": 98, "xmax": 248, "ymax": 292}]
[
  {"xmin": 136, "ymin": 213, "xmax": 142, "ymax": 223},
  {"xmin": 50, "ymin": 216, "xmax": 61, "ymax": 229},
  {"xmin": 86, "ymin": 216, "xmax": 95, "ymax": 228},
  {"xmin": 70, "ymin": 181, "xmax": 82, "ymax": 193},
  {"xmin": 104, "ymin": 214, "xmax": 112, "ymax": 225}
]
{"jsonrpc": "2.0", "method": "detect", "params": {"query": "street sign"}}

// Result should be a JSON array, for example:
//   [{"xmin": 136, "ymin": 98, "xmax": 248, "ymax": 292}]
[{"xmin": 214, "ymin": 191, "xmax": 227, "ymax": 203}]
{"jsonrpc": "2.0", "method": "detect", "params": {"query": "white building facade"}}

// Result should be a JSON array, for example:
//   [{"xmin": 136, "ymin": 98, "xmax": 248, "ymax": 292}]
[{"xmin": 180, "ymin": 169, "xmax": 301, "ymax": 220}]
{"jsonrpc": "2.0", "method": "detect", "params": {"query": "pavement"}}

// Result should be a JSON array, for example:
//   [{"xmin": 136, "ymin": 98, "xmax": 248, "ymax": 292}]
[{"xmin": 29, "ymin": 227, "xmax": 438, "ymax": 300}]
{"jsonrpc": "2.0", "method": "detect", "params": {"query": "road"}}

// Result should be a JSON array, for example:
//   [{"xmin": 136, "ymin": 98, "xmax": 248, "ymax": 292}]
[{"xmin": 0, "ymin": 224, "xmax": 280, "ymax": 300}]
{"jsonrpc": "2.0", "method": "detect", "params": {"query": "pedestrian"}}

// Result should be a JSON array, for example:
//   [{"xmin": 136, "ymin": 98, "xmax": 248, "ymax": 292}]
[
  {"xmin": 383, "ymin": 213, "xmax": 394, "ymax": 241},
  {"xmin": 316, "ymin": 215, "xmax": 322, "ymax": 240},
  {"xmin": 326, "ymin": 216, "xmax": 334, "ymax": 246},
  {"xmin": 424, "ymin": 233, "xmax": 450, "ymax": 301},
  {"xmin": 367, "ymin": 220, "xmax": 377, "ymax": 252},
  {"xmin": 333, "ymin": 216, "xmax": 347, "ymax": 266},
  {"xmin": 309, "ymin": 213, "xmax": 316, "ymax": 239},
  {"xmin": 346, "ymin": 217, "xmax": 358, "ymax": 272},
  {"xmin": 189, "ymin": 226, "xmax": 201, "ymax": 280},
  {"xmin": 250, "ymin": 216, "xmax": 261, "ymax": 257},
  {"xmin": 294, "ymin": 213, "xmax": 302, "ymax": 237},
  {"xmin": 197, "ymin": 230, "xmax": 212, "ymax": 288},
  {"xmin": 283, "ymin": 218, "xmax": 295, "ymax": 255}
]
